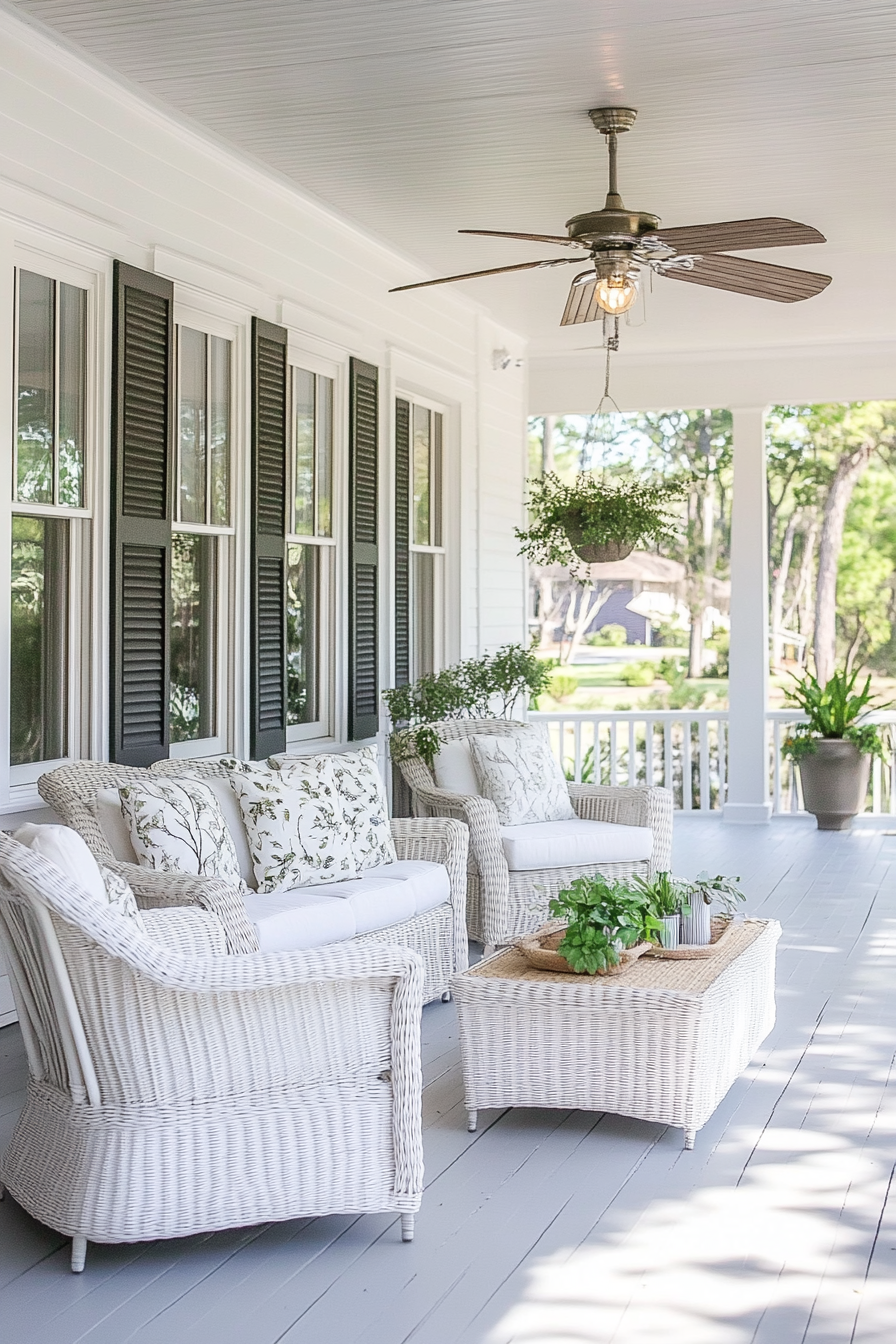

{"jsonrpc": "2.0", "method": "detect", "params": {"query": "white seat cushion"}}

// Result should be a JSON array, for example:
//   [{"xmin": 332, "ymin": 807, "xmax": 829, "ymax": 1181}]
[
  {"xmin": 242, "ymin": 859, "xmax": 450, "ymax": 951},
  {"xmin": 499, "ymin": 819, "xmax": 654, "ymax": 872}
]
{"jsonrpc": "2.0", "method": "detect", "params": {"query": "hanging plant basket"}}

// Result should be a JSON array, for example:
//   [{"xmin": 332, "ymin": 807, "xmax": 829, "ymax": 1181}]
[
  {"xmin": 565, "ymin": 531, "xmax": 634, "ymax": 564},
  {"xmin": 516, "ymin": 472, "xmax": 685, "ymax": 581}
]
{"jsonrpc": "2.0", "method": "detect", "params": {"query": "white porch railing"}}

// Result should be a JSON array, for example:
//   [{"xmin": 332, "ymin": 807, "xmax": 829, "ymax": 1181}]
[{"xmin": 531, "ymin": 709, "xmax": 896, "ymax": 816}]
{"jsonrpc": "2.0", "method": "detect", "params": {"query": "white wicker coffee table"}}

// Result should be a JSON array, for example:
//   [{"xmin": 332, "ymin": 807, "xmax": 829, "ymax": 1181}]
[{"xmin": 451, "ymin": 918, "xmax": 780, "ymax": 1148}]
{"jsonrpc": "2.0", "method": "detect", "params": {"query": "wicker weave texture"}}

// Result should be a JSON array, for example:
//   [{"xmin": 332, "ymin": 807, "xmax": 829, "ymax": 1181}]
[
  {"xmin": 451, "ymin": 919, "xmax": 780, "ymax": 1142},
  {"xmin": 38, "ymin": 760, "xmax": 469, "ymax": 1001},
  {"xmin": 0, "ymin": 836, "xmax": 425, "ymax": 1265},
  {"xmin": 396, "ymin": 718, "xmax": 673, "ymax": 945}
]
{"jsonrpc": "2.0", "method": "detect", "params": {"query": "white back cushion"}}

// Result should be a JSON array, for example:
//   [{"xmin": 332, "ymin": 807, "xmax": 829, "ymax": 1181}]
[
  {"xmin": 433, "ymin": 739, "xmax": 481, "ymax": 796},
  {"xmin": 95, "ymin": 788, "xmax": 139, "ymax": 863}
]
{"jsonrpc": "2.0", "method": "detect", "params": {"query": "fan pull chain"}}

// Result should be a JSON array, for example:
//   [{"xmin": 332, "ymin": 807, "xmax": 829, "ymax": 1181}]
[{"xmin": 595, "ymin": 316, "xmax": 621, "ymax": 416}]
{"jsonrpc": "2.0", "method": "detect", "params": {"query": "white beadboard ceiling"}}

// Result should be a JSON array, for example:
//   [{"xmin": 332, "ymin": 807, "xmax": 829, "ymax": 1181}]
[{"xmin": 11, "ymin": 0, "xmax": 896, "ymax": 360}]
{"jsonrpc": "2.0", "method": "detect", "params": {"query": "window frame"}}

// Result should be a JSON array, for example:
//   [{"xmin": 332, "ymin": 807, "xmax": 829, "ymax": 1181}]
[
  {"xmin": 168, "ymin": 306, "xmax": 240, "ymax": 762},
  {"xmin": 402, "ymin": 391, "xmax": 447, "ymax": 681},
  {"xmin": 285, "ymin": 347, "xmax": 344, "ymax": 746},
  {"xmin": 7, "ymin": 250, "xmax": 99, "ymax": 791}
]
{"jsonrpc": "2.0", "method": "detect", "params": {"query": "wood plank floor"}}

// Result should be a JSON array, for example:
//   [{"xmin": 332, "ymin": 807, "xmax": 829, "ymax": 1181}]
[{"xmin": 1, "ymin": 817, "xmax": 895, "ymax": 1343}]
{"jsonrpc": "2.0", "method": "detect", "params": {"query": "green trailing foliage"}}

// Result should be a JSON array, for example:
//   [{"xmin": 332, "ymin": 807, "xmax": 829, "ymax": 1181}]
[
  {"xmin": 383, "ymin": 643, "xmax": 554, "ymax": 768},
  {"xmin": 516, "ymin": 472, "xmax": 685, "ymax": 581},
  {"xmin": 781, "ymin": 665, "xmax": 894, "ymax": 763}
]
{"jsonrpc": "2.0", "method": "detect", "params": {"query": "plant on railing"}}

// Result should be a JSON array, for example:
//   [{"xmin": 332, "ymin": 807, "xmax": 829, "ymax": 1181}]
[
  {"xmin": 781, "ymin": 666, "xmax": 893, "ymax": 762},
  {"xmin": 548, "ymin": 873, "xmax": 662, "ymax": 975},
  {"xmin": 384, "ymin": 643, "xmax": 554, "ymax": 768},
  {"xmin": 516, "ymin": 472, "xmax": 685, "ymax": 580}
]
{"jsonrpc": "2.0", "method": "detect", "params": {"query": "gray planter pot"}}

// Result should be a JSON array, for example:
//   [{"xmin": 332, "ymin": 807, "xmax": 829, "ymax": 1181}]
[
  {"xmin": 680, "ymin": 897, "xmax": 712, "ymax": 946},
  {"xmin": 798, "ymin": 739, "xmax": 871, "ymax": 831},
  {"xmin": 657, "ymin": 914, "xmax": 680, "ymax": 950}
]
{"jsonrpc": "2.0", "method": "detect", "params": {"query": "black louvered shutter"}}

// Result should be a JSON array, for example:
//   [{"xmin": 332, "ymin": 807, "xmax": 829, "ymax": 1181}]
[
  {"xmin": 394, "ymin": 397, "xmax": 411, "ymax": 688},
  {"xmin": 110, "ymin": 262, "xmax": 174, "ymax": 766},
  {"xmin": 348, "ymin": 358, "xmax": 380, "ymax": 740},
  {"xmin": 250, "ymin": 318, "xmax": 288, "ymax": 760}
]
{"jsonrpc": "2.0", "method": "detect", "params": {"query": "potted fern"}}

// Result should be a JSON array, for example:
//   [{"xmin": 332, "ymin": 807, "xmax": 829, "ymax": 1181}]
[
  {"xmin": 782, "ymin": 667, "xmax": 893, "ymax": 830},
  {"xmin": 516, "ymin": 472, "xmax": 683, "ymax": 580}
]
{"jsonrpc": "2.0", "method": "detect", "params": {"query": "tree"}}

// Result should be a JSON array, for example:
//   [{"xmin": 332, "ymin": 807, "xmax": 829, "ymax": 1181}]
[{"xmin": 766, "ymin": 403, "xmax": 896, "ymax": 683}]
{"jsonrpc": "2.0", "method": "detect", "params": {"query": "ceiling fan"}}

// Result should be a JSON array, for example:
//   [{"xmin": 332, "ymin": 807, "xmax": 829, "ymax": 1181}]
[{"xmin": 389, "ymin": 107, "xmax": 832, "ymax": 333}]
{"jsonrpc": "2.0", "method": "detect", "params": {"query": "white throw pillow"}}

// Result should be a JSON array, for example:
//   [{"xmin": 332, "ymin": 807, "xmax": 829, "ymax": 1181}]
[
  {"xmin": 326, "ymin": 747, "xmax": 397, "ymax": 871},
  {"xmin": 168, "ymin": 771, "xmax": 256, "ymax": 887},
  {"xmin": 228, "ymin": 759, "xmax": 357, "ymax": 893},
  {"xmin": 433, "ymin": 739, "xmax": 481, "ymax": 797},
  {"xmin": 469, "ymin": 730, "xmax": 576, "ymax": 825},
  {"xmin": 14, "ymin": 823, "xmax": 145, "ymax": 929},
  {"xmin": 117, "ymin": 778, "xmax": 244, "ymax": 886},
  {"xmin": 98, "ymin": 865, "xmax": 145, "ymax": 927},
  {"xmin": 14, "ymin": 823, "xmax": 107, "ymax": 903}
]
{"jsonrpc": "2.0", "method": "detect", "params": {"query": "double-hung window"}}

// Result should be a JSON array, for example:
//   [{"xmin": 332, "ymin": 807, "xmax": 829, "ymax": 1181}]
[
  {"xmin": 286, "ymin": 363, "xmax": 336, "ymax": 742},
  {"xmin": 170, "ymin": 323, "xmax": 234, "ymax": 756},
  {"xmin": 11, "ymin": 265, "xmax": 92, "ymax": 781},
  {"xmin": 409, "ymin": 401, "xmax": 444, "ymax": 677}
]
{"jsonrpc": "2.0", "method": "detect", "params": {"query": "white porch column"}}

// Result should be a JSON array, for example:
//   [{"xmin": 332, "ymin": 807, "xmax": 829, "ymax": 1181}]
[{"xmin": 723, "ymin": 406, "xmax": 772, "ymax": 823}]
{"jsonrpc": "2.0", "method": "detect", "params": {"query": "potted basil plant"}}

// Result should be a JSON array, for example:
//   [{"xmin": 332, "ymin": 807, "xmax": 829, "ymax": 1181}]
[
  {"xmin": 546, "ymin": 874, "xmax": 662, "ymax": 974},
  {"xmin": 516, "ymin": 472, "xmax": 684, "ymax": 580},
  {"xmin": 782, "ymin": 667, "xmax": 893, "ymax": 831}
]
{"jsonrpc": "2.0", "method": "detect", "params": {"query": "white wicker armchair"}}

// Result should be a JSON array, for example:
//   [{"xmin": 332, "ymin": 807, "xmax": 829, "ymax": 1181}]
[
  {"xmin": 396, "ymin": 718, "xmax": 673, "ymax": 948},
  {"xmin": 38, "ymin": 759, "xmax": 469, "ymax": 1002},
  {"xmin": 0, "ymin": 835, "xmax": 425, "ymax": 1272}
]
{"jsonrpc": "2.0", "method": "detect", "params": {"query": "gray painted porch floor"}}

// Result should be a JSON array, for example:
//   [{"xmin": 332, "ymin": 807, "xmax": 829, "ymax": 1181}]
[{"xmin": 1, "ymin": 817, "xmax": 895, "ymax": 1343}]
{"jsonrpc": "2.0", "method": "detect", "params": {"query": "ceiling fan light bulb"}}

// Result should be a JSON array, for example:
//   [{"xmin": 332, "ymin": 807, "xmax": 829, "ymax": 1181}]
[{"xmin": 594, "ymin": 272, "xmax": 639, "ymax": 314}]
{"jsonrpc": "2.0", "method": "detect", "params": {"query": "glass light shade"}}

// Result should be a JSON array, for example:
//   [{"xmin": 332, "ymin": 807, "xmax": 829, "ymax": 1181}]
[{"xmin": 594, "ymin": 270, "xmax": 639, "ymax": 314}]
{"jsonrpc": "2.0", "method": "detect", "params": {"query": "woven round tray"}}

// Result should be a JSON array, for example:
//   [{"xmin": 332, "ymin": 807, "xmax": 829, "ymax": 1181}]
[
  {"xmin": 642, "ymin": 915, "xmax": 735, "ymax": 959},
  {"xmin": 516, "ymin": 920, "xmax": 652, "ymax": 975}
]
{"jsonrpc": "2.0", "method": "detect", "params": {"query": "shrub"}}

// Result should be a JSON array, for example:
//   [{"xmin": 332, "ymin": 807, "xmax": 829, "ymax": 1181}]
[
  {"xmin": 586, "ymin": 623, "xmax": 628, "ymax": 647},
  {"xmin": 549, "ymin": 672, "xmax": 579, "ymax": 703},
  {"xmin": 619, "ymin": 661, "xmax": 655, "ymax": 687}
]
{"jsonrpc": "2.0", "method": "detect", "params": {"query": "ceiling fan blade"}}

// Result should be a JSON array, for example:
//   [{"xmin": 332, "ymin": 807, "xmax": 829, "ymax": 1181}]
[
  {"xmin": 663, "ymin": 253, "xmax": 831, "ymax": 303},
  {"xmin": 651, "ymin": 217, "xmax": 825, "ymax": 254},
  {"xmin": 389, "ymin": 256, "xmax": 581, "ymax": 293},
  {"xmin": 459, "ymin": 229, "xmax": 586, "ymax": 249},
  {"xmin": 560, "ymin": 273, "xmax": 603, "ymax": 326}
]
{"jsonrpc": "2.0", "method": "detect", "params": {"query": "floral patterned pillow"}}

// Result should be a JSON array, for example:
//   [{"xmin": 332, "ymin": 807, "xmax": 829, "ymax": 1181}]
[
  {"xmin": 325, "ymin": 747, "xmax": 397, "ymax": 871},
  {"xmin": 469, "ymin": 730, "xmax": 577, "ymax": 826},
  {"xmin": 227, "ymin": 758, "xmax": 357, "ymax": 893},
  {"xmin": 117, "ymin": 779, "xmax": 244, "ymax": 887},
  {"xmin": 99, "ymin": 865, "xmax": 145, "ymax": 929}
]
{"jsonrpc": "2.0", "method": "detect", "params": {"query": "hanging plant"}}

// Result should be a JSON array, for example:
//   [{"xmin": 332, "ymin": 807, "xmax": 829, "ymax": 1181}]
[{"xmin": 516, "ymin": 472, "xmax": 685, "ymax": 579}]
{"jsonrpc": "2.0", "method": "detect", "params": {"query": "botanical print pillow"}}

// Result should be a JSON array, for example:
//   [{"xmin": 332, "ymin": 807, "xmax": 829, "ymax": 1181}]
[
  {"xmin": 227, "ymin": 758, "xmax": 357, "ymax": 893},
  {"xmin": 327, "ymin": 747, "xmax": 397, "ymax": 871},
  {"xmin": 99, "ymin": 865, "xmax": 146, "ymax": 929},
  {"xmin": 117, "ymin": 778, "xmax": 244, "ymax": 887},
  {"xmin": 469, "ymin": 730, "xmax": 577, "ymax": 826}
]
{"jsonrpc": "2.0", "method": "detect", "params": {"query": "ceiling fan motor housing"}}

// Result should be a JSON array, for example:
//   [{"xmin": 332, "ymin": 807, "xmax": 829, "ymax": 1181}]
[{"xmin": 565, "ymin": 208, "xmax": 662, "ymax": 246}]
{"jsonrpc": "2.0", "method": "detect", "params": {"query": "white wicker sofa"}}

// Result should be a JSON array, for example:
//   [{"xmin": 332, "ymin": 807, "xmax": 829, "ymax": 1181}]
[
  {"xmin": 396, "ymin": 718, "xmax": 673, "ymax": 948},
  {"xmin": 0, "ymin": 833, "xmax": 424, "ymax": 1272},
  {"xmin": 38, "ymin": 758, "xmax": 469, "ymax": 1003}
]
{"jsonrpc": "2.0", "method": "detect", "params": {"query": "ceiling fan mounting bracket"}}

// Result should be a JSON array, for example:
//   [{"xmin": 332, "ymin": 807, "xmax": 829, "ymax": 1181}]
[{"xmin": 588, "ymin": 107, "xmax": 638, "ymax": 135}]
